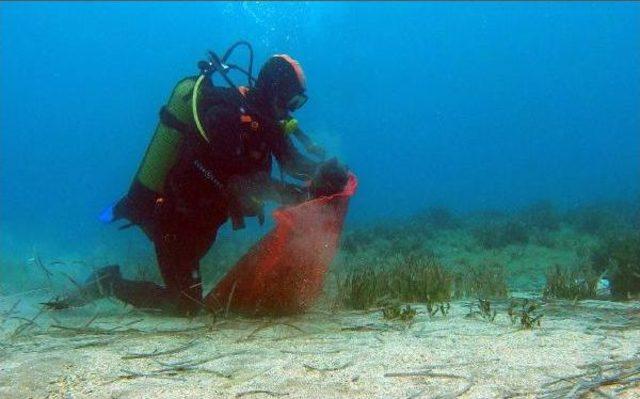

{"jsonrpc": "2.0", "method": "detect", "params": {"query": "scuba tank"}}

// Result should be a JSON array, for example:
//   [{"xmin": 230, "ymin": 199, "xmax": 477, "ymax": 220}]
[
  {"xmin": 135, "ymin": 78, "xmax": 195, "ymax": 193},
  {"xmin": 132, "ymin": 41, "xmax": 257, "ymax": 195}
]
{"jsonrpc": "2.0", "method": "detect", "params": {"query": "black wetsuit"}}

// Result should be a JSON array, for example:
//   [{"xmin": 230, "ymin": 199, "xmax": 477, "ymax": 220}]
[{"xmin": 113, "ymin": 83, "xmax": 318, "ymax": 315}]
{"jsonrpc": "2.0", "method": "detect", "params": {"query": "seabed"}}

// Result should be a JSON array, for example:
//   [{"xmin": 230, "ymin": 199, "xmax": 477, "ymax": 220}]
[
  {"xmin": 1, "ymin": 293, "xmax": 639, "ymax": 398},
  {"xmin": 3, "ymin": 205, "xmax": 639, "ymax": 397}
]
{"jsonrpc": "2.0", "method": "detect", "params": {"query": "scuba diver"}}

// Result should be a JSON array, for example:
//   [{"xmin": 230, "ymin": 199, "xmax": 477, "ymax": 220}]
[{"xmin": 45, "ymin": 41, "xmax": 349, "ymax": 316}]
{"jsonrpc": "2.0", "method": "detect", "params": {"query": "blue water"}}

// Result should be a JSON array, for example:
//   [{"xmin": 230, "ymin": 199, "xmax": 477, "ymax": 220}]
[{"xmin": 1, "ymin": 2, "xmax": 639, "ymax": 262}]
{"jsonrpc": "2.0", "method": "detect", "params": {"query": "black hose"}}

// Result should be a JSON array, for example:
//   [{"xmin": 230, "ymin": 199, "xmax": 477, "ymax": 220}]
[
  {"xmin": 202, "ymin": 42, "xmax": 278, "ymax": 131},
  {"xmin": 226, "ymin": 64, "xmax": 257, "ymax": 86},
  {"xmin": 221, "ymin": 41, "xmax": 254, "ymax": 87}
]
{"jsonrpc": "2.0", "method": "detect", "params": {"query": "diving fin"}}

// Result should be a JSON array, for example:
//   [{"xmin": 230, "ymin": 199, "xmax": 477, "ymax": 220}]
[
  {"xmin": 42, "ymin": 265, "xmax": 122, "ymax": 310},
  {"xmin": 99, "ymin": 204, "xmax": 116, "ymax": 223}
]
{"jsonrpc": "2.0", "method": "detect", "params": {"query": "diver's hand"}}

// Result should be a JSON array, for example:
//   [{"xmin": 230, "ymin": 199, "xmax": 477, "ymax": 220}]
[
  {"xmin": 278, "ymin": 183, "xmax": 309, "ymax": 205},
  {"xmin": 309, "ymin": 158, "xmax": 349, "ymax": 198}
]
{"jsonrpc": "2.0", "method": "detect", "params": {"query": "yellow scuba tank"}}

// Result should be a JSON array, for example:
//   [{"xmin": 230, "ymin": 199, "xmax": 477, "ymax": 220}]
[{"xmin": 134, "ymin": 78, "xmax": 197, "ymax": 194}]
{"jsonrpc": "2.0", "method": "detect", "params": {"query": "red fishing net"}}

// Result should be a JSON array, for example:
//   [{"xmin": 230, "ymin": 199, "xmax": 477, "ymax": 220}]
[{"xmin": 204, "ymin": 174, "xmax": 357, "ymax": 316}]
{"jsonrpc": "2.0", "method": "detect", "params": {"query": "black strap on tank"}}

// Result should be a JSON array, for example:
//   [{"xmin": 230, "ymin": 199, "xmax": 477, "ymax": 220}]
[{"xmin": 159, "ymin": 106, "xmax": 195, "ymax": 135}]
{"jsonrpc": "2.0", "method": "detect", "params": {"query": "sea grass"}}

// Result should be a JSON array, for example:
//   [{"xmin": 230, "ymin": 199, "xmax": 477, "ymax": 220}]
[{"xmin": 122, "ymin": 339, "xmax": 197, "ymax": 360}]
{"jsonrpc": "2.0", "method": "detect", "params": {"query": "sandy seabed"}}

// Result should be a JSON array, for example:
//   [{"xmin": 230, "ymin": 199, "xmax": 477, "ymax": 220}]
[{"xmin": 1, "ymin": 292, "xmax": 639, "ymax": 399}]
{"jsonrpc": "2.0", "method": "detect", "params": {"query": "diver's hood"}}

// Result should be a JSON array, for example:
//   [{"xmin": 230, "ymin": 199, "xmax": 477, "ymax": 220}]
[{"xmin": 254, "ymin": 55, "xmax": 307, "ymax": 109}]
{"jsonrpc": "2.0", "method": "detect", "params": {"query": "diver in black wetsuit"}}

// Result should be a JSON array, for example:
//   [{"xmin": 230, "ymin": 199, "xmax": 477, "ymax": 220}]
[{"xmin": 45, "ymin": 44, "xmax": 348, "ymax": 316}]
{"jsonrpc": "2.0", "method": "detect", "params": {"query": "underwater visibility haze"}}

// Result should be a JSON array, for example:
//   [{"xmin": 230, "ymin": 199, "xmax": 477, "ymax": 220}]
[{"xmin": 1, "ymin": 2, "xmax": 640, "ymax": 398}]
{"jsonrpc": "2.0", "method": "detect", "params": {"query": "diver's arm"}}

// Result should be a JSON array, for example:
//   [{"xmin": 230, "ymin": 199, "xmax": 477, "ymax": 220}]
[
  {"xmin": 272, "ymin": 133, "xmax": 319, "ymax": 181},
  {"xmin": 291, "ymin": 128, "xmax": 326, "ymax": 160},
  {"xmin": 228, "ymin": 172, "xmax": 307, "ymax": 206}
]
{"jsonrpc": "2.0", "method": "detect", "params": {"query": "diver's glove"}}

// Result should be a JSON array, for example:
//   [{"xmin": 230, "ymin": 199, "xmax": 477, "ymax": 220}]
[
  {"xmin": 42, "ymin": 265, "xmax": 122, "ymax": 310},
  {"xmin": 309, "ymin": 158, "xmax": 349, "ymax": 198}
]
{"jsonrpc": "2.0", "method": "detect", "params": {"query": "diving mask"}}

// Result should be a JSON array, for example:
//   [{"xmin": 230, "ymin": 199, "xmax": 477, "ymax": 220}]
[{"xmin": 286, "ymin": 92, "xmax": 308, "ymax": 111}]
